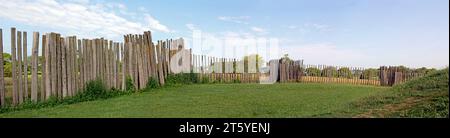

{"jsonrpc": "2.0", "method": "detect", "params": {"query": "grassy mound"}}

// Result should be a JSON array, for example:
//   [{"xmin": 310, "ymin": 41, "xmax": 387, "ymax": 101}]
[
  {"xmin": 394, "ymin": 68, "xmax": 448, "ymax": 92},
  {"xmin": 350, "ymin": 68, "xmax": 449, "ymax": 118}
]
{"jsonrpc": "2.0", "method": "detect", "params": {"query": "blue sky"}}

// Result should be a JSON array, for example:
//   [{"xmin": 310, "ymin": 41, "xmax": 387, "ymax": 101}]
[{"xmin": 0, "ymin": 0, "xmax": 448, "ymax": 68}]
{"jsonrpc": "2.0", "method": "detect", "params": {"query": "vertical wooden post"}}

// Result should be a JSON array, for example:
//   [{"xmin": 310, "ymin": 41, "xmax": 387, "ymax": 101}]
[
  {"xmin": 142, "ymin": 38, "xmax": 149, "ymax": 86},
  {"xmin": 73, "ymin": 37, "xmax": 78, "ymax": 94},
  {"xmin": 50, "ymin": 33, "xmax": 57, "ymax": 98},
  {"xmin": 80, "ymin": 39, "xmax": 85, "ymax": 89},
  {"xmin": 31, "ymin": 32, "xmax": 39, "ymax": 102},
  {"xmin": 148, "ymin": 32, "xmax": 157, "ymax": 78},
  {"xmin": 133, "ymin": 36, "xmax": 138, "ymax": 88},
  {"xmin": 76, "ymin": 39, "xmax": 81, "ymax": 92},
  {"xmin": 43, "ymin": 33, "xmax": 52, "ymax": 100},
  {"xmin": 156, "ymin": 42, "xmax": 165, "ymax": 86},
  {"xmin": 17, "ymin": 31, "xmax": 23, "ymax": 103},
  {"xmin": 105, "ymin": 41, "xmax": 111, "ymax": 89},
  {"xmin": 121, "ymin": 43, "xmax": 126, "ymax": 90},
  {"xmin": 23, "ymin": 32, "xmax": 28, "ymax": 100},
  {"xmin": 66, "ymin": 37, "xmax": 71, "ymax": 96},
  {"xmin": 41, "ymin": 34, "xmax": 47, "ymax": 100},
  {"xmin": 0, "ymin": 29, "xmax": 4, "ymax": 106},
  {"xmin": 127, "ymin": 36, "xmax": 134, "ymax": 87},
  {"xmin": 11, "ymin": 28, "xmax": 18, "ymax": 105},
  {"xmin": 92, "ymin": 39, "xmax": 97, "ymax": 79},
  {"xmin": 56, "ymin": 34, "xmax": 61, "ymax": 99},
  {"xmin": 86, "ymin": 40, "xmax": 91, "ymax": 82},
  {"xmin": 11, "ymin": 28, "xmax": 19, "ymax": 105},
  {"xmin": 137, "ymin": 35, "xmax": 143, "ymax": 83},
  {"xmin": 116, "ymin": 43, "xmax": 120, "ymax": 89},
  {"xmin": 62, "ymin": 38, "xmax": 67, "ymax": 98}
]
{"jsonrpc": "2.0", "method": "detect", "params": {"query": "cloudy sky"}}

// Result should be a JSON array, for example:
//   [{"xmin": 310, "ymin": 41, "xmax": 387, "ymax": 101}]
[{"xmin": 0, "ymin": 0, "xmax": 448, "ymax": 68}]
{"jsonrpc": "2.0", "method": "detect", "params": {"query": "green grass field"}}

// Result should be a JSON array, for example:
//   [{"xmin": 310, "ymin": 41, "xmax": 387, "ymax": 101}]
[
  {"xmin": 0, "ymin": 83, "xmax": 388, "ymax": 118},
  {"xmin": 1, "ymin": 68, "xmax": 447, "ymax": 118}
]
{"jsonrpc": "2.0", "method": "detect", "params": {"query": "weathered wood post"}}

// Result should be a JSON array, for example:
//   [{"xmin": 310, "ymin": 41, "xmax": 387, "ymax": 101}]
[
  {"xmin": 80, "ymin": 39, "xmax": 85, "ymax": 89},
  {"xmin": 72, "ymin": 37, "xmax": 78, "ymax": 95},
  {"xmin": 156, "ymin": 42, "xmax": 165, "ymax": 86},
  {"xmin": 56, "ymin": 34, "xmax": 61, "ymax": 99},
  {"xmin": 121, "ymin": 43, "xmax": 126, "ymax": 90},
  {"xmin": 17, "ymin": 31, "xmax": 23, "ymax": 103},
  {"xmin": 11, "ymin": 28, "xmax": 18, "ymax": 105},
  {"xmin": 114, "ymin": 43, "xmax": 119, "ymax": 89},
  {"xmin": 66, "ymin": 37, "xmax": 73, "ymax": 97},
  {"xmin": 76, "ymin": 39, "xmax": 81, "ymax": 92},
  {"xmin": 105, "ymin": 41, "xmax": 111, "ymax": 89},
  {"xmin": 23, "ymin": 32, "xmax": 28, "ymax": 100},
  {"xmin": 0, "ymin": 29, "xmax": 4, "ymax": 106},
  {"xmin": 137, "ymin": 38, "xmax": 144, "ymax": 90},
  {"xmin": 31, "ymin": 32, "xmax": 39, "ymax": 102},
  {"xmin": 62, "ymin": 38, "xmax": 68, "ymax": 97},
  {"xmin": 41, "ymin": 34, "xmax": 47, "ymax": 100},
  {"xmin": 50, "ymin": 33, "xmax": 57, "ymax": 98}
]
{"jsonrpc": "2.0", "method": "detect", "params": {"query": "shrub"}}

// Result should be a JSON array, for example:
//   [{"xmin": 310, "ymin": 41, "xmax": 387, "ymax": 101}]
[
  {"xmin": 166, "ymin": 73, "xmax": 200, "ymax": 86},
  {"xmin": 0, "ymin": 79, "xmax": 130, "ymax": 113},
  {"xmin": 233, "ymin": 78, "xmax": 241, "ymax": 83},
  {"xmin": 202, "ymin": 76, "xmax": 210, "ymax": 84},
  {"xmin": 125, "ymin": 76, "xmax": 135, "ymax": 92},
  {"xmin": 145, "ymin": 77, "xmax": 160, "ymax": 91}
]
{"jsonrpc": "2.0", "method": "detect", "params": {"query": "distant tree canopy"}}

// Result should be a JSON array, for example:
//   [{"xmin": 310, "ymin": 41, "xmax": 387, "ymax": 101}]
[
  {"xmin": 412, "ymin": 67, "xmax": 437, "ymax": 74},
  {"xmin": 361, "ymin": 68, "xmax": 379, "ymax": 79},
  {"xmin": 281, "ymin": 54, "xmax": 292, "ymax": 62},
  {"xmin": 306, "ymin": 67, "xmax": 321, "ymax": 76},
  {"xmin": 321, "ymin": 66, "xmax": 338, "ymax": 77},
  {"xmin": 338, "ymin": 67, "xmax": 352, "ymax": 78},
  {"xmin": 3, "ymin": 53, "xmax": 12, "ymax": 77},
  {"xmin": 2, "ymin": 53, "xmax": 42, "ymax": 77}
]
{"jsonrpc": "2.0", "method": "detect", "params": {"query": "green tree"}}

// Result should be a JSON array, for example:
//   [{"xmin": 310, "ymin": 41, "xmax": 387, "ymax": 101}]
[
  {"xmin": 281, "ymin": 54, "xmax": 292, "ymax": 62},
  {"xmin": 338, "ymin": 67, "xmax": 352, "ymax": 79},
  {"xmin": 3, "ymin": 53, "xmax": 12, "ymax": 77},
  {"xmin": 413, "ymin": 67, "xmax": 436, "ymax": 74},
  {"xmin": 306, "ymin": 67, "xmax": 321, "ymax": 76},
  {"xmin": 321, "ymin": 66, "xmax": 338, "ymax": 77},
  {"xmin": 361, "ymin": 68, "xmax": 379, "ymax": 79}
]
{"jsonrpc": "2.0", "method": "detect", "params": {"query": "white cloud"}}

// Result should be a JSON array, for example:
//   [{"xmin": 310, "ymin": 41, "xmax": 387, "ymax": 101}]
[
  {"xmin": 286, "ymin": 23, "xmax": 331, "ymax": 33},
  {"xmin": 287, "ymin": 25, "xmax": 298, "ymax": 29},
  {"xmin": 144, "ymin": 14, "xmax": 171, "ymax": 33},
  {"xmin": 186, "ymin": 23, "xmax": 197, "ymax": 31},
  {"xmin": 250, "ymin": 26, "xmax": 267, "ymax": 34},
  {"xmin": 304, "ymin": 23, "xmax": 331, "ymax": 31},
  {"xmin": 217, "ymin": 16, "xmax": 250, "ymax": 24},
  {"xmin": 0, "ymin": 0, "xmax": 171, "ymax": 40},
  {"xmin": 138, "ymin": 7, "xmax": 148, "ymax": 12}
]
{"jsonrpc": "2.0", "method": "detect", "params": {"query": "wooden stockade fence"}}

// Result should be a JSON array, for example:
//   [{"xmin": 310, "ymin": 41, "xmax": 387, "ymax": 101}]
[
  {"xmin": 379, "ymin": 66, "xmax": 424, "ymax": 86},
  {"xmin": 0, "ymin": 27, "xmax": 427, "ymax": 107},
  {"xmin": 300, "ymin": 64, "xmax": 381, "ymax": 86},
  {"xmin": 191, "ymin": 54, "xmax": 261, "ymax": 83},
  {"xmin": 278, "ymin": 59, "xmax": 304, "ymax": 83},
  {"xmin": 0, "ymin": 27, "xmax": 186, "ymax": 107},
  {"xmin": 277, "ymin": 61, "xmax": 424, "ymax": 86}
]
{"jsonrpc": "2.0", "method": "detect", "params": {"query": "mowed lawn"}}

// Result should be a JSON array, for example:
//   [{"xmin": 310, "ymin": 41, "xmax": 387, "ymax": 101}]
[{"xmin": 0, "ymin": 83, "xmax": 388, "ymax": 118}]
